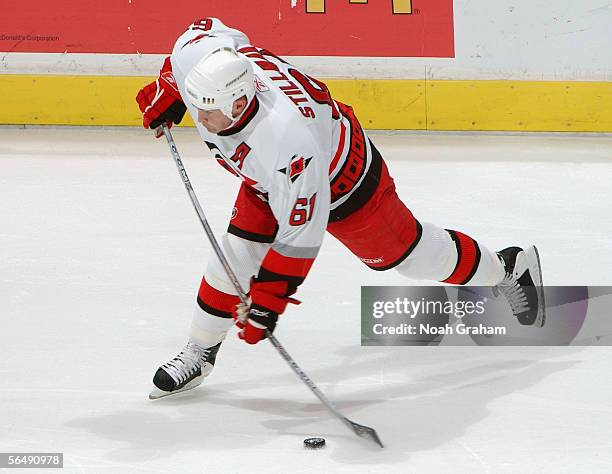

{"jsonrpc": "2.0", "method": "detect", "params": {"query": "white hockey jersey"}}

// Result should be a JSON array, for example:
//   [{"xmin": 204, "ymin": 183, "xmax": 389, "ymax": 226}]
[{"xmin": 170, "ymin": 18, "xmax": 379, "ymax": 286}]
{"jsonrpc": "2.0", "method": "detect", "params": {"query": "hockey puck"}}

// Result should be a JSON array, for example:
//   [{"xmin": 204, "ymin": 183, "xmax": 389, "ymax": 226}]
[{"xmin": 304, "ymin": 437, "xmax": 326, "ymax": 449}]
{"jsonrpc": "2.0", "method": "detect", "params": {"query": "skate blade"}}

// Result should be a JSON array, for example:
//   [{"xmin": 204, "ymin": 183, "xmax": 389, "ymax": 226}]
[
  {"xmin": 148, "ymin": 376, "xmax": 205, "ymax": 400},
  {"xmin": 525, "ymin": 245, "xmax": 546, "ymax": 328}
]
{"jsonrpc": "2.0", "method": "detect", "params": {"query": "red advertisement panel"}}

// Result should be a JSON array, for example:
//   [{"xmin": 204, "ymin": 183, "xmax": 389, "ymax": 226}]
[{"xmin": 1, "ymin": 0, "xmax": 454, "ymax": 57}]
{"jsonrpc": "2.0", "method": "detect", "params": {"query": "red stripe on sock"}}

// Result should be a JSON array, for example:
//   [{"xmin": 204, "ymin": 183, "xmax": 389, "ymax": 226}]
[
  {"xmin": 198, "ymin": 277, "xmax": 240, "ymax": 313},
  {"xmin": 443, "ymin": 231, "xmax": 478, "ymax": 285}
]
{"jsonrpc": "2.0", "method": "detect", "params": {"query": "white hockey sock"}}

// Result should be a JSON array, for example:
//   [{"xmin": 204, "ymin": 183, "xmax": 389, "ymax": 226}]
[
  {"xmin": 395, "ymin": 222, "xmax": 505, "ymax": 285},
  {"xmin": 467, "ymin": 246, "xmax": 505, "ymax": 285},
  {"xmin": 188, "ymin": 232, "xmax": 270, "ymax": 348},
  {"xmin": 395, "ymin": 222, "xmax": 458, "ymax": 281},
  {"xmin": 189, "ymin": 305, "xmax": 234, "ymax": 348}
]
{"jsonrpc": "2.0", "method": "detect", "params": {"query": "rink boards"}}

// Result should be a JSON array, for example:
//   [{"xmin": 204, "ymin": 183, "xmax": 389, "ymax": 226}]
[{"xmin": 2, "ymin": 74, "xmax": 611, "ymax": 132}]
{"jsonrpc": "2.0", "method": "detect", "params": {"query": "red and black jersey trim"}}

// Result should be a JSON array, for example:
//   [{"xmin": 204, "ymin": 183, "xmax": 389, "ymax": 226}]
[
  {"xmin": 328, "ymin": 104, "xmax": 369, "ymax": 205},
  {"xmin": 218, "ymin": 96, "xmax": 260, "ymax": 137},
  {"xmin": 227, "ymin": 223, "xmax": 277, "ymax": 243},
  {"xmin": 256, "ymin": 249, "xmax": 314, "ymax": 294},
  {"xmin": 329, "ymin": 139, "xmax": 383, "ymax": 222},
  {"xmin": 205, "ymin": 140, "xmax": 241, "ymax": 177},
  {"xmin": 196, "ymin": 277, "xmax": 240, "ymax": 319},
  {"xmin": 256, "ymin": 268, "xmax": 306, "ymax": 295},
  {"xmin": 443, "ymin": 230, "xmax": 482, "ymax": 285},
  {"xmin": 261, "ymin": 249, "xmax": 314, "ymax": 276},
  {"xmin": 367, "ymin": 220, "xmax": 424, "ymax": 271}
]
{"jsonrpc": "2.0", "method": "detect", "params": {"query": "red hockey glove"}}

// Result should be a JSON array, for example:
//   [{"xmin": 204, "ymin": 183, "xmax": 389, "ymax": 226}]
[
  {"xmin": 136, "ymin": 57, "xmax": 186, "ymax": 136},
  {"xmin": 234, "ymin": 280, "xmax": 300, "ymax": 345}
]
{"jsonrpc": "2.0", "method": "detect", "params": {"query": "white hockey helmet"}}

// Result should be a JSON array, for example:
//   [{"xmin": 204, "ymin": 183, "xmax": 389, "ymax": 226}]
[{"xmin": 184, "ymin": 47, "xmax": 255, "ymax": 121}]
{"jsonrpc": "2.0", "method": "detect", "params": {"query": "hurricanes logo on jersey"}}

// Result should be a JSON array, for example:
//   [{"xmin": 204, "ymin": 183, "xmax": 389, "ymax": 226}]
[
  {"xmin": 254, "ymin": 75, "xmax": 269, "ymax": 92},
  {"xmin": 278, "ymin": 155, "xmax": 313, "ymax": 184}
]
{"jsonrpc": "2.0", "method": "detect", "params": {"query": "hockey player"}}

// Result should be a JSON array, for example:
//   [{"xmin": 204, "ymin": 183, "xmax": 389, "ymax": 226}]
[{"xmin": 136, "ymin": 18, "xmax": 545, "ymax": 399}]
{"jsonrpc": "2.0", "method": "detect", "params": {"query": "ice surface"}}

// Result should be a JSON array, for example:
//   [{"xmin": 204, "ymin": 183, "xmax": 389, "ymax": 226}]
[{"xmin": 1, "ymin": 127, "xmax": 612, "ymax": 473}]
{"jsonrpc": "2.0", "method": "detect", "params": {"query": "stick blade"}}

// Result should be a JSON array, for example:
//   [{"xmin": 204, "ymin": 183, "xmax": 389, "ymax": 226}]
[{"xmin": 345, "ymin": 418, "xmax": 384, "ymax": 448}]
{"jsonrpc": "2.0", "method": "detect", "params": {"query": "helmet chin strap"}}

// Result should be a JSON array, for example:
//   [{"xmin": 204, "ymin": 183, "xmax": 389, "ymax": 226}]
[
  {"xmin": 219, "ymin": 92, "xmax": 255, "ymax": 131},
  {"xmin": 220, "ymin": 102, "xmax": 236, "ymax": 124}
]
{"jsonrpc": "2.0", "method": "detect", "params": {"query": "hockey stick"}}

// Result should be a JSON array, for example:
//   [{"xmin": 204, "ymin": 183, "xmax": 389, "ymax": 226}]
[{"xmin": 159, "ymin": 124, "xmax": 383, "ymax": 448}]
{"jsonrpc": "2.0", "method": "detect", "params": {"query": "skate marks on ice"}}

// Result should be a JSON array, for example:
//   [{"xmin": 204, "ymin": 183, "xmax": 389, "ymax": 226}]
[
  {"xmin": 62, "ymin": 346, "xmax": 587, "ymax": 470},
  {"xmin": 252, "ymin": 345, "xmax": 589, "ymax": 467}
]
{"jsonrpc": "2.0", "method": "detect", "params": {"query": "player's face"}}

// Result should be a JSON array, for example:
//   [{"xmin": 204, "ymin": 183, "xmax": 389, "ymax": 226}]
[{"xmin": 197, "ymin": 108, "xmax": 232, "ymax": 134}]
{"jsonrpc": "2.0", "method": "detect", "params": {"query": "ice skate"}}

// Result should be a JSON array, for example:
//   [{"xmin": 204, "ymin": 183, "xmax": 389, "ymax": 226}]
[
  {"xmin": 495, "ymin": 245, "xmax": 546, "ymax": 327},
  {"xmin": 149, "ymin": 341, "xmax": 222, "ymax": 400}
]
